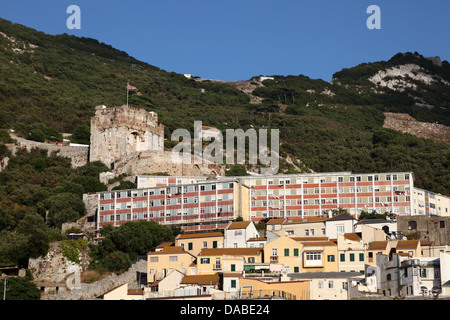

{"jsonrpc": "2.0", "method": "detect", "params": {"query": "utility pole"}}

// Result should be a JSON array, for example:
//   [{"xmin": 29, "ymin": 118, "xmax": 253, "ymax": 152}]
[{"xmin": 3, "ymin": 278, "xmax": 8, "ymax": 300}]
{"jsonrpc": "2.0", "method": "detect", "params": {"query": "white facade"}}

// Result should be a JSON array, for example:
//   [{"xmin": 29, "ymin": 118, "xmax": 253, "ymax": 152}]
[
  {"xmin": 325, "ymin": 214, "xmax": 356, "ymax": 240},
  {"xmin": 224, "ymin": 222, "xmax": 260, "ymax": 248},
  {"xmin": 413, "ymin": 188, "xmax": 450, "ymax": 216}
]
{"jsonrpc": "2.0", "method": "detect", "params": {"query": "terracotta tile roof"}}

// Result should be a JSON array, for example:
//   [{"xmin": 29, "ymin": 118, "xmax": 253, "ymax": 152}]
[
  {"xmin": 247, "ymin": 237, "xmax": 266, "ymax": 242},
  {"xmin": 420, "ymin": 240, "xmax": 433, "ymax": 246},
  {"xmin": 267, "ymin": 218, "xmax": 285, "ymax": 225},
  {"xmin": 128, "ymin": 289, "xmax": 143, "ymax": 295},
  {"xmin": 148, "ymin": 246, "xmax": 187, "ymax": 255},
  {"xmin": 396, "ymin": 240, "xmax": 419, "ymax": 249},
  {"xmin": 368, "ymin": 241, "xmax": 388, "ymax": 250},
  {"xmin": 227, "ymin": 221, "xmax": 251, "ymax": 229},
  {"xmin": 177, "ymin": 231, "xmax": 223, "ymax": 240},
  {"xmin": 344, "ymin": 233, "xmax": 361, "ymax": 242},
  {"xmin": 199, "ymin": 248, "xmax": 262, "ymax": 256},
  {"xmin": 301, "ymin": 241, "xmax": 336, "ymax": 247},
  {"xmin": 181, "ymin": 274, "xmax": 220, "ymax": 285},
  {"xmin": 292, "ymin": 237, "xmax": 329, "ymax": 242},
  {"xmin": 284, "ymin": 217, "xmax": 328, "ymax": 224},
  {"xmin": 156, "ymin": 242, "xmax": 174, "ymax": 249},
  {"xmin": 223, "ymin": 273, "xmax": 243, "ymax": 277}
]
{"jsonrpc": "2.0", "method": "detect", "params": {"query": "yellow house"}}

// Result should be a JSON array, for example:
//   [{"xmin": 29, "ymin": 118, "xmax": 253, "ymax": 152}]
[
  {"xmin": 337, "ymin": 233, "xmax": 366, "ymax": 273},
  {"xmin": 175, "ymin": 231, "xmax": 224, "ymax": 256},
  {"xmin": 238, "ymin": 278, "xmax": 310, "ymax": 300},
  {"xmin": 263, "ymin": 236, "xmax": 303, "ymax": 273},
  {"xmin": 299, "ymin": 240, "xmax": 339, "ymax": 272},
  {"xmin": 395, "ymin": 240, "xmax": 421, "ymax": 258},
  {"xmin": 147, "ymin": 246, "xmax": 197, "ymax": 282},
  {"xmin": 196, "ymin": 248, "xmax": 263, "ymax": 275},
  {"xmin": 103, "ymin": 283, "xmax": 144, "ymax": 300},
  {"xmin": 263, "ymin": 236, "xmax": 338, "ymax": 273},
  {"xmin": 366, "ymin": 241, "xmax": 392, "ymax": 266}
]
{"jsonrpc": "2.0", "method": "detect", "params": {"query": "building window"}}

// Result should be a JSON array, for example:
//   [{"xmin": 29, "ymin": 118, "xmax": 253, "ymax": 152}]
[
  {"xmin": 188, "ymin": 242, "xmax": 193, "ymax": 250},
  {"xmin": 387, "ymin": 273, "xmax": 391, "ymax": 281},
  {"xmin": 200, "ymin": 258, "xmax": 210, "ymax": 264},
  {"xmin": 169, "ymin": 256, "xmax": 178, "ymax": 262},
  {"xmin": 359, "ymin": 253, "xmax": 364, "ymax": 261},
  {"xmin": 327, "ymin": 255, "xmax": 335, "ymax": 262},
  {"xmin": 231, "ymin": 280, "xmax": 236, "ymax": 288},
  {"xmin": 340, "ymin": 254, "xmax": 345, "ymax": 262},
  {"xmin": 328, "ymin": 281, "xmax": 334, "ymax": 289},
  {"xmin": 294, "ymin": 248, "xmax": 299, "ymax": 256},
  {"xmin": 350, "ymin": 253, "xmax": 355, "ymax": 262},
  {"xmin": 440, "ymin": 221, "xmax": 445, "ymax": 228},
  {"xmin": 284, "ymin": 248, "xmax": 289, "ymax": 256},
  {"xmin": 408, "ymin": 221, "xmax": 417, "ymax": 230}
]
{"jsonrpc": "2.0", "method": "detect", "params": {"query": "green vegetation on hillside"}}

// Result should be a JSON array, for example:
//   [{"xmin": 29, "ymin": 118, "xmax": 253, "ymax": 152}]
[
  {"xmin": 0, "ymin": 17, "xmax": 448, "ymax": 200},
  {"xmin": 0, "ymin": 146, "xmax": 108, "ymax": 267}
]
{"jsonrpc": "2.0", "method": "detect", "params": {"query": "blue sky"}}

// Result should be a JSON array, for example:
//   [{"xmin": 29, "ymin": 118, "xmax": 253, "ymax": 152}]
[{"xmin": 1, "ymin": 0, "xmax": 449, "ymax": 81}]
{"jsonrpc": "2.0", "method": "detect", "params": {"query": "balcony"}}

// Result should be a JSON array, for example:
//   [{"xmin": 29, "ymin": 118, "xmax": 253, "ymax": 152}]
[{"xmin": 270, "ymin": 256, "xmax": 279, "ymax": 263}]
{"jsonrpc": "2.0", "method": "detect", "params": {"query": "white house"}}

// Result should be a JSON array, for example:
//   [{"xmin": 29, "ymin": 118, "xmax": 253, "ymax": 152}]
[
  {"xmin": 325, "ymin": 213, "xmax": 356, "ymax": 240},
  {"xmin": 224, "ymin": 221, "xmax": 260, "ymax": 248}
]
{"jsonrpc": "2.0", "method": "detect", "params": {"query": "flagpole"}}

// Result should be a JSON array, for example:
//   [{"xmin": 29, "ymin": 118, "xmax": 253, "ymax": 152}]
[{"xmin": 126, "ymin": 83, "xmax": 129, "ymax": 107}]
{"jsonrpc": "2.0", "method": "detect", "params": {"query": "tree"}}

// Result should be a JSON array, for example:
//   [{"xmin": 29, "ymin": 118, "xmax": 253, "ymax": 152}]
[
  {"xmin": 16, "ymin": 213, "xmax": 50, "ymax": 258},
  {"xmin": 71, "ymin": 124, "xmax": 90, "ymax": 145},
  {"xmin": 0, "ymin": 230, "xmax": 30, "ymax": 267},
  {"xmin": 90, "ymin": 220, "xmax": 178, "ymax": 272},
  {"xmin": 1, "ymin": 273, "xmax": 41, "ymax": 300},
  {"xmin": 45, "ymin": 193, "xmax": 86, "ymax": 229},
  {"xmin": 101, "ymin": 251, "xmax": 132, "ymax": 274},
  {"xmin": 225, "ymin": 165, "xmax": 249, "ymax": 176}
]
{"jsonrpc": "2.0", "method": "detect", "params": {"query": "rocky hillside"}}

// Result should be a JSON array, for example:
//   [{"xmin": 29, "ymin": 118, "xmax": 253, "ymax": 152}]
[
  {"xmin": 383, "ymin": 112, "xmax": 450, "ymax": 144},
  {"xmin": 0, "ymin": 17, "xmax": 449, "ymax": 195}
]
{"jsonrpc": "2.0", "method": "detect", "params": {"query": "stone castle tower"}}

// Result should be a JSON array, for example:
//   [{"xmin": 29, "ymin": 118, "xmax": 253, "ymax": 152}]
[
  {"xmin": 90, "ymin": 105, "xmax": 164, "ymax": 170},
  {"xmin": 89, "ymin": 105, "xmax": 224, "ymax": 178}
]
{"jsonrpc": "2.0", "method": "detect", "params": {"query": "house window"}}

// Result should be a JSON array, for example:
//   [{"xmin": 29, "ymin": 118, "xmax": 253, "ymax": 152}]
[
  {"xmin": 387, "ymin": 273, "xmax": 391, "ymax": 281},
  {"xmin": 304, "ymin": 251, "xmax": 322, "ymax": 267},
  {"xmin": 284, "ymin": 248, "xmax": 289, "ymax": 256},
  {"xmin": 359, "ymin": 253, "xmax": 364, "ymax": 261},
  {"xmin": 169, "ymin": 256, "xmax": 178, "ymax": 262},
  {"xmin": 328, "ymin": 281, "xmax": 334, "ymax": 289},
  {"xmin": 340, "ymin": 254, "xmax": 345, "ymax": 262},
  {"xmin": 294, "ymin": 248, "xmax": 299, "ymax": 256},
  {"xmin": 294, "ymin": 266, "xmax": 299, "ymax": 273},
  {"xmin": 440, "ymin": 221, "xmax": 445, "ymax": 228},
  {"xmin": 188, "ymin": 242, "xmax": 193, "ymax": 250},
  {"xmin": 327, "ymin": 255, "xmax": 335, "ymax": 262},
  {"xmin": 318, "ymin": 280, "xmax": 324, "ymax": 288},
  {"xmin": 231, "ymin": 280, "xmax": 236, "ymax": 288},
  {"xmin": 200, "ymin": 258, "xmax": 210, "ymax": 264},
  {"xmin": 336, "ymin": 225, "xmax": 345, "ymax": 234},
  {"xmin": 350, "ymin": 253, "xmax": 355, "ymax": 262}
]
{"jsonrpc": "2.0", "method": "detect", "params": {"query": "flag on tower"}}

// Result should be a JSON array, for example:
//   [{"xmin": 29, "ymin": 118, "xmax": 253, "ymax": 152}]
[{"xmin": 127, "ymin": 84, "xmax": 137, "ymax": 91}]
